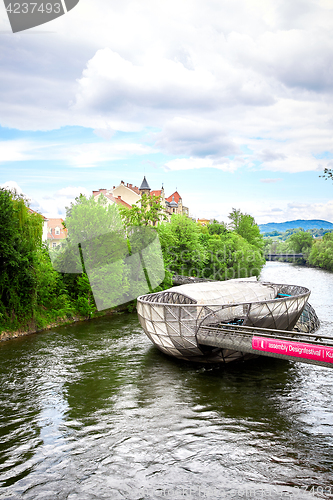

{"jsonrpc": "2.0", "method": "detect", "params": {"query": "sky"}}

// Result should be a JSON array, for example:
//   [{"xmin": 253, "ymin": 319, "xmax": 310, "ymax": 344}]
[{"xmin": 1, "ymin": 0, "xmax": 333, "ymax": 225}]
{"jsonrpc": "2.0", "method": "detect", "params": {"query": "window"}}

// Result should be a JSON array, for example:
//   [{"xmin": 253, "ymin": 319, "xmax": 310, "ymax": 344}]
[
  {"xmin": 52, "ymin": 242, "xmax": 57, "ymax": 248},
  {"xmin": 55, "ymin": 227, "xmax": 60, "ymax": 235}
]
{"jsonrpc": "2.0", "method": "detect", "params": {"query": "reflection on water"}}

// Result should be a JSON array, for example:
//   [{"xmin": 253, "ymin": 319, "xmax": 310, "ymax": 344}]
[{"xmin": 0, "ymin": 263, "xmax": 333, "ymax": 499}]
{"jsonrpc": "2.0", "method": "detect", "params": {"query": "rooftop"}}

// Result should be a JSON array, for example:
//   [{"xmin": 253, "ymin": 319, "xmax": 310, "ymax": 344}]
[{"xmin": 139, "ymin": 176, "xmax": 151, "ymax": 191}]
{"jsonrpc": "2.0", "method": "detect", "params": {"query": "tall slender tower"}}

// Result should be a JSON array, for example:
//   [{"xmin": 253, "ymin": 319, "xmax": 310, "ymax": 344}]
[{"xmin": 139, "ymin": 176, "xmax": 151, "ymax": 196}]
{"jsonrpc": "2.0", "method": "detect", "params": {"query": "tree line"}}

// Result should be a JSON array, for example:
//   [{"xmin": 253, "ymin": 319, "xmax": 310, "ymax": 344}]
[
  {"xmin": 0, "ymin": 188, "xmax": 265, "ymax": 333},
  {"xmin": 264, "ymin": 229, "xmax": 333, "ymax": 271}
]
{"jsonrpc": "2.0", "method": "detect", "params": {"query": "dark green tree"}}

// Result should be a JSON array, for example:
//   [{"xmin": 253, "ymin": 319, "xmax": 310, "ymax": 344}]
[
  {"xmin": 0, "ymin": 188, "xmax": 43, "ymax": 326},
  {"xmin": 308, "ymin": 232, "xmax": 333, "ymax": 271},
  {"xmin": 157, "ymin": 214, "xmax": 207, "ymax": 277},
  {"xmin": 228, "ymin": 208, "xmax": 264, "ymax": 249},
  {"xmin": 208, "ymin": 220, "xmax": 227, "ymax": 236},
  {"xmin": 287, "ymin": 230, "xmax": 313, "ymax": 254}
]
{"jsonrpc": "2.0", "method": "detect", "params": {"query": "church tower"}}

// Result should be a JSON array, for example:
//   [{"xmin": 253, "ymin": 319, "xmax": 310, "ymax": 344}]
[{"xmin": 139, "ymin": 176, "xmax": 151, "ymax": 196}]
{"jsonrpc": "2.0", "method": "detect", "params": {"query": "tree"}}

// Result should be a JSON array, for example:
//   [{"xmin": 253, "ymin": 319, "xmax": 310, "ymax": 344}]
[
  {"xmin": 119, "ymin": 193, "xmax": 167, "ymax": 227},
  {"xmin": 287, "ymin": 230, "xmax": 313, "ymax": 254},
  {"xmin": 202, "ymin": 231, "xmax": 265, "ymax": 280},
  {"xmin": 52, "ymin": 194, "xmax": 132, "ymax": 311},
  {"xmin": 157, "ymin": 214, "xmax": 207, "ymax": 277},
  {"xmin": 308, "ymin": 232, "xmax": 333, "ymax": 271},
  {"xmin": 53, "ymin": 194, "xmax": 167, "ymax": 310},
  {"xmin": 228, "ymin": 208, "xmax": 264, "ymax": 249},
  {"xmin": 208, "ymin": 220, "xmax": 227, "ymax": 236},
  {"xmin": 0, "ymin": 188, "xmax": 43, "ymax": 325}
]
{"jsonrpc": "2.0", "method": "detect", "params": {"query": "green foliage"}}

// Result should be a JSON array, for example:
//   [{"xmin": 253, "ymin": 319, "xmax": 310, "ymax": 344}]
[
  {"xmin": 157, "ymin": 213, "xmax": 265, "ymax": 280},
  {"xmin": 287, "ymin": 230, "xmax": 313, "ymax": 254},
  {"xmin": 207, "ymin": 220, "xmax": 227, "ymax": 236},
  {"xmin": 203, "ymin": 231, "xmax": 265, "ymax": 280},
  {"xmin": 263, "ymin": 227, "xmax": 333, "ymax": 242},
  {"xmin": 0, "ymin": 188, "xmax": 42, "ymax": 326},
  {"xmin": 56, "ymin": 194, "xmax": 131, "ymax": 311},
  {"xmin": 158, "ymin": 214, "xmax": 207, "ymax": 276},
  {"xmin": 0, "ymin": 190, "xmax": 267, "ymax": 334},
  {"xmin": 228, "ymin": 208, "xmax": 264, "ymax": 249},
  {"xmin": 308, "ymin": 232, "xmax": 333, "ymax": 271},
  {"xmin": 119, "ymin": 193, "xmax": 167, "ymax": 227},
  {"xmin": 263, "ymin": 230, "xmax": 313, "ymax": 263},
  {"xmin": 0, "ymin": 190, "xmax": 100, "ymax": 332}
]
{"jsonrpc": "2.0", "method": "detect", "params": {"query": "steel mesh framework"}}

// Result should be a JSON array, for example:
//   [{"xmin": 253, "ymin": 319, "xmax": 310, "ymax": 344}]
[{"xmin": 137, "ymin": 279, "xmax": 316, "ymax": 363}]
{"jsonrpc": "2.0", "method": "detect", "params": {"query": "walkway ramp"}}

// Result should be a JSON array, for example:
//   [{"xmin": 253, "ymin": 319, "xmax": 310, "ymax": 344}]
[{"xmin": 197, "ymin": 323, "xmax": 333, "ymax": 368}]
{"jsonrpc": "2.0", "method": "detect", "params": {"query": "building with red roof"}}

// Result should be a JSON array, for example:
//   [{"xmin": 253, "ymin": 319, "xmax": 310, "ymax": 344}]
[
  {"xmin": 92, "ymin": 177, "xmax": 189, "ymax": 220},
  {"xmin": 47, "ymin": 218, "xmax": 68, "ymax": 249}
]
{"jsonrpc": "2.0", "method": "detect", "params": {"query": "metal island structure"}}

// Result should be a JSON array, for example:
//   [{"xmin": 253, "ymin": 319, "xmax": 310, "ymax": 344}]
[{"xmin": 137, "ymin": 278, "xmax": 333, "ymax": 368}]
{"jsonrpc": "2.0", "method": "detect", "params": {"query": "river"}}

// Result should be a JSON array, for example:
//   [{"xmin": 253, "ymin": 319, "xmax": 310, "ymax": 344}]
[{"xmin": 1, "ymin": 262, "xmax": 333, "ymax": 500}]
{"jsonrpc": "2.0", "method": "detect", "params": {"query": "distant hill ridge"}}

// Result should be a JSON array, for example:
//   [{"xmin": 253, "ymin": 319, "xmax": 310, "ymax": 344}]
[{"xmin": 259, "ymin": 219, "xmax": 333, "ymax": 233}]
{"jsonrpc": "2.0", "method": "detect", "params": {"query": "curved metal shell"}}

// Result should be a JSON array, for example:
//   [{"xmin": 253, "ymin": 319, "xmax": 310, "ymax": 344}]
[{"xmin": 137, "ymin": 280, "xmax": 312, "ymax": 362}]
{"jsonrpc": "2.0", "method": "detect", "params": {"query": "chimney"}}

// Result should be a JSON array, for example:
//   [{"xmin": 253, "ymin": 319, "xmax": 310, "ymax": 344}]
[
  {"xmin": 129, "ymin": 183, "xmax": 132, "ymax": 188},
  {"xmin": 121, "ymin": 180, "xmax": 124, "ymax": 184},
  {"xmin": 113, "ymin": 186, "xmax": 115, "ymax": 189},
  {"xmin": 118, "ymin": 195, "xmax": 122, "ymax": 199}
]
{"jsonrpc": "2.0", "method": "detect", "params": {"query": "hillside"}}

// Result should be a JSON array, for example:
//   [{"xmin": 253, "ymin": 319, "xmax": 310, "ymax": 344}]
[{"xmin": 259, "ymin": 219, "xmax": 333, "ymax": 233}]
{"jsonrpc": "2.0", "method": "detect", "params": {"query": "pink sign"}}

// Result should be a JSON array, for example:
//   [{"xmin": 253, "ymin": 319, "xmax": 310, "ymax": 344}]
[{"xmin": 252, "ymin": 336, "xmax": 333, "ymax": 364}]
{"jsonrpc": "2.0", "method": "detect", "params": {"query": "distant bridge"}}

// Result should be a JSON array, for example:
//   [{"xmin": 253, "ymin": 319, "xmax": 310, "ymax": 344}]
[{"xmin": 265, "ymin": 253, "xmax": 304, "ymax": 261}]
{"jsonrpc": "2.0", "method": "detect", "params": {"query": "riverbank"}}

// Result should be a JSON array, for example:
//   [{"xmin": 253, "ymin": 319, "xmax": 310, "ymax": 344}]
[
  {"xmin": 1, "ymin": 315, "xmax": 85, "ymax": 342},
  {"xmin": 0, "ymin": 274, "xmax": 214, "ymax": 342},
  {"xmin": 0, "ymin": 307, "xmax": 129, "ymax": 342}
]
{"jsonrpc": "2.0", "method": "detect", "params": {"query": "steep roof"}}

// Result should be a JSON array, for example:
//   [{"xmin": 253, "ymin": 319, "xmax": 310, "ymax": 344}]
[
  {"xmin": 139, "ymin": 176, "xmax": 151, "ymax": 191},
  {"xmin": 94, "ymin": 190, "xmax": 132, "ymax": 208},
  {"xmin": 127, "ymin": 185, "xmax": 140, "ymax": 194},
  {"xmin": 47, "ymin": 217, "xmax": 65, "ymax": 228},
  {"xmin": 47, "ymin": 218, "xmax": 67, "ymax": 240},
  {"xmin": 166, "ymin": 191, "xmax": 181, "ymax": 203},
  {"xmin": 150, "ymin": 190, "xmax": 162, "ymax": 197},
  {"xmin": 108, "ymin": 194, "xmax": 132, "ymax": 208}
]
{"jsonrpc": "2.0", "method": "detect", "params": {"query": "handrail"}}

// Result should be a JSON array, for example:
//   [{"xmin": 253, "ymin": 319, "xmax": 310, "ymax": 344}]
[{"xmin": 198, "ymin": 323, "xmax": 333, "ymax": 347}]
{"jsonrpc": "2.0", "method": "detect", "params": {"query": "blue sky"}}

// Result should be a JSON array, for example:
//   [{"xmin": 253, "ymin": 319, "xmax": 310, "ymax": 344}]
[{"xmin": 1, "ymin": 0, "xmax": 333, "ymax": 224}]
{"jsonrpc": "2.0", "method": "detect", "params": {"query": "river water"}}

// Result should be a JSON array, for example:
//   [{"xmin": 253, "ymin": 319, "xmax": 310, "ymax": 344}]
[{"xmin": 1, "ymin": 262, "xmax": 333, "ymax": 500}]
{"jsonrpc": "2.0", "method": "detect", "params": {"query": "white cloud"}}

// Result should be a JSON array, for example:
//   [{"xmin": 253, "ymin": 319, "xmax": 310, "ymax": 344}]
[
  {"xmin": 228, "ymin": 29, "xmax": 333, "ymax": 93},
  {"xmin": 260, "ymin": 178, "xmax": 283, "ymax": 183},
  {"xmin": 0, "ymin": 140, "xmax": 35, "ymax": 162},
  {"xmin": 155, "ymin": 117, "xmax": 239, "ymax": 158},
  {"xmin": 1, "ymin": 0, "xmax": 333, "ymax": 213},
  {"xmin": 0, "ymin": 138, "xmax": 153, "ymax": 167},
  {"xmin": 0, "ymin": 181, "xmax": 91, "ymax": 217},
  {"xmin": 72, "ymin": 48, "xmax": 219, "ymax": 122},
  {"xmin": 55, "ymin": 186, "xmax": 90, "ymax": 199},
  {"xmin": 38, "ymin": 186, "xmax": 91, "ymax": 218},
  {"xmin": 1, "ymin": 180, "xmax": 24, "ymax": 194},
  {"xmin": 63, "ymin": 141, "xmax": 154, "ymax": 167},
  {"xmin": 164, "ymin": 157, "xmax": 243, "ymax": 172}
]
